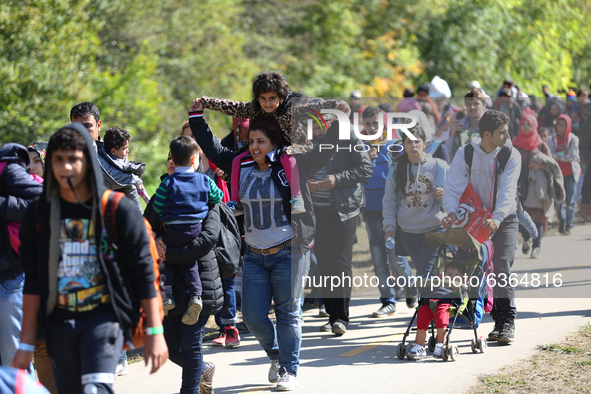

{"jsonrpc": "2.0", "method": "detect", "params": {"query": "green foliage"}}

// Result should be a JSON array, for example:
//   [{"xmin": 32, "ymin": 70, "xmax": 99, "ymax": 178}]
[
  {"xmin": 2, "ymin": 0, "xmax": 591, "ymax": 190},
  {"xmin": 418, "ymin": 0, "xmax": 591, "ymax": 96}
]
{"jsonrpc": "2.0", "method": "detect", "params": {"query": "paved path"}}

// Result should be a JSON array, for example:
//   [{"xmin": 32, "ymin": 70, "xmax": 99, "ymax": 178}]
[{"xmin": 114, "ymin": 225, "xmax": 591, "ymax": 394}]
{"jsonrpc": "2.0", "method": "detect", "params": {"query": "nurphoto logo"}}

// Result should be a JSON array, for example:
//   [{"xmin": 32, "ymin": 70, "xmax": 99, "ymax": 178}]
[{"xmin": 304, "ymin": 109, "xmax": 419, "ymax": 141}]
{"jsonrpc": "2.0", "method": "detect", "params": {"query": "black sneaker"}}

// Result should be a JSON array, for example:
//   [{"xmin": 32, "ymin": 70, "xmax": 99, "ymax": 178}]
[
  {"xmin": 564, "ymin": 227, "xmax": 572, "ymax": 236},
  {"xmin": 497, "ymin": 318, "xmax": 515, "ymax": 343},
  {"xmin": 558, "ymin": 221, "xmax": 565, "ymax": 234},
  {"xmin": 406, "ymin": 295, "xmax": 418, "ymax": 309},
  {"xmin": 488, "ymin": 319, "xmax": 502, "ymax": 341}
]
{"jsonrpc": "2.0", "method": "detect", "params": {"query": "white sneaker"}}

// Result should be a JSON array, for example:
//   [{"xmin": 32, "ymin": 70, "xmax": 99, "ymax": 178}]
[
  {"xmin": 268, "ymin": 359, "xmax": 281, "ymax": 383},
  {"xmin": 276, "ymin": 372, "xmax": 298, "ymax": 391},
  {"xmin": 406, "ymin": 344, "xmax": 426, "ymax": 360},
  {"xmin": 116, "ymin": 360, "xmax": 128, "ymax": 376},
  {"xmin": 531, "ymin": 247, "xmax": 541, "ymax": 259},
  {"xmin": 433, "ymin": 343, "xmax": 443, "ymax": 358},
  {"xmin": 290, "ymin": 195, "xmax": 306, "ymax": 215}
]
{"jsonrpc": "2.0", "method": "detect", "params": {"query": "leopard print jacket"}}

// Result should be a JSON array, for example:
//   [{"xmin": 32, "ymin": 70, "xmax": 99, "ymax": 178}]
[{"xmin": 201, "ymin": 92, "xmax": 340, "ymax": 153}]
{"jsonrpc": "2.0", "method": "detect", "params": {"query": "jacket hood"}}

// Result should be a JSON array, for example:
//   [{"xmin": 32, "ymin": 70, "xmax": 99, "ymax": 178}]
[
  {"xmin": 555, "ymin": 114, "xmax": 572, "ymax": 143},
  {"xmin": 513, "ymin": 114, "xmax": 542, "ymax": 151},
  {"xmin": 42, "ymin": 123, "xmax": 107, "ymax": 317},
  {"xmin": 0, "ymin": 143, "xmax": 30, "ymax": 167}
]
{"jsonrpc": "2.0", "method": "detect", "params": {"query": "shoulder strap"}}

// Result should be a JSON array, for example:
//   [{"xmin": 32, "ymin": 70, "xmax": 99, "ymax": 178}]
[
  {"xmin": 428, "ymin": 140, "xmax": 443, "ymax": 156},
  {"xmin": 101, "ymin": 190, "xmax": 125, "ymax": 244},
  {"xmin": 434, "ymin": 158, "xmax": 447, "ymax": 188},
  {"xmin": 387, "ymin": 163, "xmax": 397, "ymax": 190},
  {"xmin": 387, "ymin": 163, "xmax": 403, "ymax": 209},
  {"xmin": 491, "ymin": 146, "xmax": 512, "ymax": 211},
  {"xmin": 496, "ymin": 146, "xmax": 511, "ymax": 174},
  {"xmin": 463, "ymin": 143, "xmax": 475, "ymax": 173}
]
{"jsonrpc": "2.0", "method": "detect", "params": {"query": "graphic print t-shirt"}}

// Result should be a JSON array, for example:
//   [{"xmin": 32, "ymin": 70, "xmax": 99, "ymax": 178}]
[
  {"xmin": 240, "ymin": 166, "xmax": 291, "ymax": 249},
  {"xmin": 54, "ymin": 198, "xmax": 111, "ymax": 319}
]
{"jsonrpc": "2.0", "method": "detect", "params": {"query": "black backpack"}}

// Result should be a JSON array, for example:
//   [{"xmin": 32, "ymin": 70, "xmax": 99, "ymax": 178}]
[{"xmin": 215, "ymin": 203, "xmax": 241, "ymax": 278}]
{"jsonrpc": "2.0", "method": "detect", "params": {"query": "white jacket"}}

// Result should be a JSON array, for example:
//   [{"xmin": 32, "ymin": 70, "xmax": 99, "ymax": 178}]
[{"xmin": 443, "ymin": 140, "xmax": 521, "ymax": 222}]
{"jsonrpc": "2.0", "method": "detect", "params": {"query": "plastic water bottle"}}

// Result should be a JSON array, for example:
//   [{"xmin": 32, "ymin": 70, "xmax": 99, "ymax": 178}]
[{"xmin": 385, "ymin": 236, "xmax": 395, "ymax": 249}]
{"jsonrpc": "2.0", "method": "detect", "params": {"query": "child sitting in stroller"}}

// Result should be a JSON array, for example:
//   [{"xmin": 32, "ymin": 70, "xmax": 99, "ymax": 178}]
[{"xmin": 407, "ymin": 262, "xmax": 466, "ymax": 360}]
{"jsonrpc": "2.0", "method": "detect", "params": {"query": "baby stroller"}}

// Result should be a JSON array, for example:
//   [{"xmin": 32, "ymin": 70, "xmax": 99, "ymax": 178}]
[{"xmin": 396, "ymin": 228, "xmax": 493, "ymax": 361}]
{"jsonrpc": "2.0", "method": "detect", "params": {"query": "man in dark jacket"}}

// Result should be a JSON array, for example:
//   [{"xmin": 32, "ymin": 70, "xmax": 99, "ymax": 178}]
[
  {"xmin": 143, "ymin": 155, "xmax": 223, "ymax": 394},
  {"xmin": 12, "ymin": 123, "xmax": 167, "ymax": 393},
  {"xmin": 0, "ymin": 143, "xmax": 43, "ymax": 367},
  {"xmin": 307, "ymin": 114, "xmax": 373, "ymax": 336},
  {"xmin": 493, "ymin": 89, "xmax": 523, "ymax": 140},
  {"xmin": 70, "ymin": 102, "xmax": 144, "ymax": 211}
]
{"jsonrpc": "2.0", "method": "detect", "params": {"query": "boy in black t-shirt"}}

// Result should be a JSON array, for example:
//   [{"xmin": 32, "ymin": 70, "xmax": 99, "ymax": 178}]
[{"xmin": 12, "ymin": 124, "xmax": 168, "ymax": 393}]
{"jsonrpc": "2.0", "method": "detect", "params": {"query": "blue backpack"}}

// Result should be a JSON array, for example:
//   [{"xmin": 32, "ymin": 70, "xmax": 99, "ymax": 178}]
[{"xmin": 0, "ymin": 366, "xmax": 50, "ymax": 394}]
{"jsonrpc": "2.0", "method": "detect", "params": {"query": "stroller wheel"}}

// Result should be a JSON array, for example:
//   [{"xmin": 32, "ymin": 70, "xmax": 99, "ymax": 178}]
[
  {"xmin": 449, "ymin": 345, "xmax": 460, "ymax": 361},
  {"xmin": 397, "ymin": 343, "xmax": 406, "ymax": 360},
  {"xmin": 471, "ymin": 339, "xmax": 478, "ymax": 353},
  {"xmin": 441, "ymin": 346, "xmax": 448, "ymax": 361},
  {"xmin": 428, "ymin": 336, "xmax": 436, "ymax": 353},
  {"xmin": 478, "ymin": 336, "xmax": 487, "ymax": 353}
]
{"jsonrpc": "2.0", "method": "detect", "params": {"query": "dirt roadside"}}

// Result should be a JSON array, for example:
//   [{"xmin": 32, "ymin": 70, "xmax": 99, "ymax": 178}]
[{"xmin": 467, "ymin": 323, "xmax": 591, "ymax": 393}]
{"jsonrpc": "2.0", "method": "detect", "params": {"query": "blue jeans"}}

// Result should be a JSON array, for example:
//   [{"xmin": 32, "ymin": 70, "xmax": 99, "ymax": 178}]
[
  {"xmin": 241, "ymin": 247, "xmax": 310, "ymax": 375},
  {"xmin": 555, "ymin": 174, "xmax": 577, "ymax": 228},
  {"xmin": 364, "ymin": 211, "xmax": 411, "ymax": 304},
  {"xmin": 164, "ymin": 314, "xmax": 207, "ymax": 394},
  {"xmin": 215, "ymin": 275, "xmax": 238, "ymax": 329},
  {"xmin": 400, "ymin": 229, "xmax": 443, "ymax": 278},
  {"xmin": 0, "ymin": 274, "xmax": 24, "ymax": 367}
]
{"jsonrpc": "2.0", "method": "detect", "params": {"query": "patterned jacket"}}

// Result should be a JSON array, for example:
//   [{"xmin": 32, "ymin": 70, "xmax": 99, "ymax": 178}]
[{"xmin": 201, "ymin": 92, "xmax": 341, "ymax": 153}]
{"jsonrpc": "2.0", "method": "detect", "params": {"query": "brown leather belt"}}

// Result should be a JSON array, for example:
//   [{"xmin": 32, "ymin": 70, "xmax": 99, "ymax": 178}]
[{"xmin": 247, "ymin": 238, "xmax": 296, "ymax": 256}]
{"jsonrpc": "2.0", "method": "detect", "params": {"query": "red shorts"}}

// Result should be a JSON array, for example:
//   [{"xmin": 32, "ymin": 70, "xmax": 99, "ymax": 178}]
[{"xmin": 416, "ymin": 300, "xmax": 451, "ymax": 330}]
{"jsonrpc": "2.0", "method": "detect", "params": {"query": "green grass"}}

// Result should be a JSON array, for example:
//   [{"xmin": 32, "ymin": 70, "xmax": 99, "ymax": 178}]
[
  {"xmin": 537, "ymin": 344, "xmax": 579, "ymax": 354},
  {"xmin": 481, "ymin": 374, "xmax": 527, "ymax": 387}
]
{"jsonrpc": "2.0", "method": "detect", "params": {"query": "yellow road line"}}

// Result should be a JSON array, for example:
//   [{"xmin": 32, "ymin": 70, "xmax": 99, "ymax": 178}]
[
  {"xmin": 557, "ymin": 265, "xmax": 588, "ymax": 274},
  {"xmin": 338, "ymin": 333, "xmax": 403, "ymax": 357},
  {"xmin": 237, "ymin": 387, "xmax": 271, "ymax": 393}
]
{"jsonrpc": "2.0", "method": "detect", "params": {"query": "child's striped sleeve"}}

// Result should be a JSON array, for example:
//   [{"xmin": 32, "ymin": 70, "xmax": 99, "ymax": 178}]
[
  {"xmin": 153, "ymin": 179, "xmax": 169, "ymax": 214},
  {"xmin": 207, "ymin": 177, "xmax": 223, "ymax": 204}
]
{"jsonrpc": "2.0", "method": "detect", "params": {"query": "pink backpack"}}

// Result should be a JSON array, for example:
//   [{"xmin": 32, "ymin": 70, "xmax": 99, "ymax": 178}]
[{"xmin": 0, "ymin": 162, "xmax": 43, "ymax": 255}]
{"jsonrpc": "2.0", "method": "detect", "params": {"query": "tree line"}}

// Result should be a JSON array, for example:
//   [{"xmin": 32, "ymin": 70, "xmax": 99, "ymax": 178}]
[{"xmin": 1, "ymin": 0, "xmax": 589, "ymax": 191}]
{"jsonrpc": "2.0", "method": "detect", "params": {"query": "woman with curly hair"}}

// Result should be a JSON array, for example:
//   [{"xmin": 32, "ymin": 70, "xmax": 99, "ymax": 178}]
[{"xmin": 194, "ymin": 72, "xmax": 348, "ymax": 216}]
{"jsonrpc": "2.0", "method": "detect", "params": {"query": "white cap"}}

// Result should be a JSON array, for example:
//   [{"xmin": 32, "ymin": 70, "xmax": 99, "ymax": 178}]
[{"xmin": 469, "ymin": 80, "xmax": 482, "ymax": 89}]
